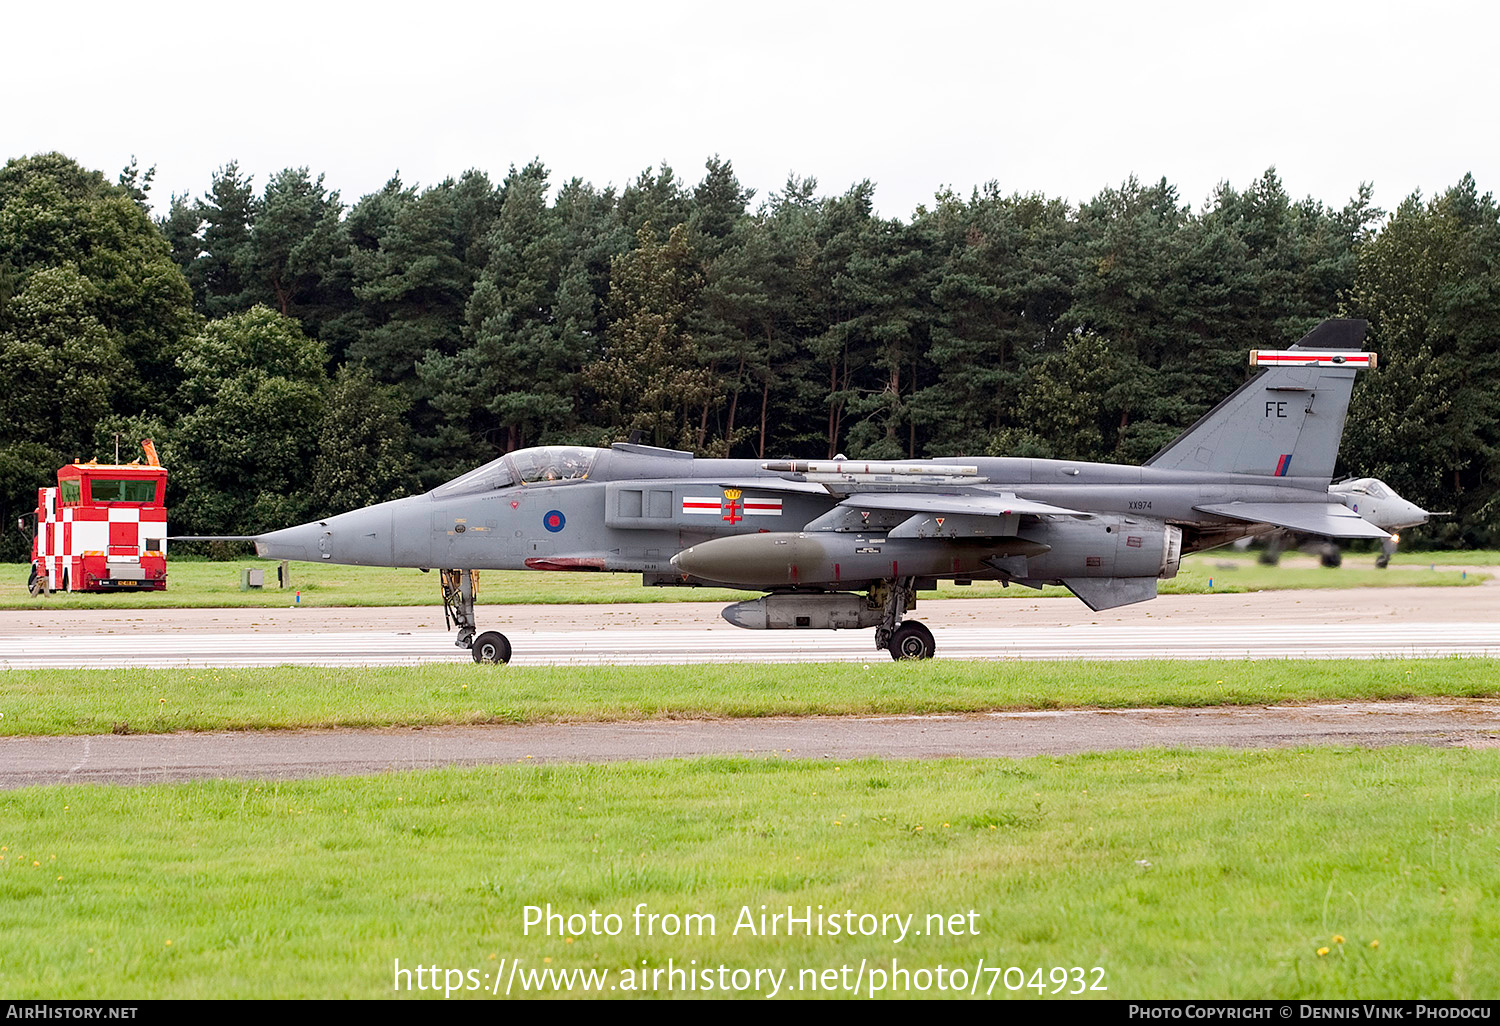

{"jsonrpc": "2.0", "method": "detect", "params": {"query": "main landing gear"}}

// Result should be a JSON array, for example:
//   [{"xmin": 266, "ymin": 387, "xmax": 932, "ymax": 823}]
[
  {"xmin": 871, "ymin": 577, "xmax": 936, "ymax": 661},
  {"xmin": 889, "ymin": 621, "xmax": 936, "ymax": 660},
  {"xmin": 440, "ymin": 568, "xmax": 511, "ymax": 664}
]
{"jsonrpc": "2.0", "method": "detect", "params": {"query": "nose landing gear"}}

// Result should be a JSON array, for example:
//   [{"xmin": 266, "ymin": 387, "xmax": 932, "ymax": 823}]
[
  {"xmin": 440, "ymin": 568, "xmax": 512, "ymax": 664},
  {"xmin": 471, "ymin": 631, "xmax": 512, "ymax": 664}
]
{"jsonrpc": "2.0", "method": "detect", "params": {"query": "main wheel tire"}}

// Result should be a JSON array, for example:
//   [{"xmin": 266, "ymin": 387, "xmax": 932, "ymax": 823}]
[
  {"xmin": 888, "ymin": 620, "xmax": 936, "ymax": 661},
  {"xmin": 1320, "ymin": 546, "xmax": 1343, "ymax": 568},
  {"xmin": 471, "ymin": 630, "xmax": 512, "ymax": 664}
]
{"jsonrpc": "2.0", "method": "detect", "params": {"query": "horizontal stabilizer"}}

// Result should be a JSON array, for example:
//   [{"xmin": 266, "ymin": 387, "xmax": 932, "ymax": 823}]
[
  {"xmin": 1063, "ymin": 577, "xmax": 1159, "ymax": 611},
  {"xmin": 839, "ymin": 492, "xmax": 1091, "ymax": 519},
  {"xmin": 1195, "ymin": 502, "xmax": 1390, "ymax": 539}
]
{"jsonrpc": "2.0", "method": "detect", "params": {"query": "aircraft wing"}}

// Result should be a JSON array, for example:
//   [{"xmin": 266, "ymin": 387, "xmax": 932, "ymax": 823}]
[
  {"xmin": 839, "ymin": 492, "xmax": 1092, "ymax": 519},
  {"xmin": 1195, "ymin": 502, "xmax": 1390, "ymax": 539},
  {"xmin": 714, "ymin": 479, "xmax": 837, "ymax": 495}
]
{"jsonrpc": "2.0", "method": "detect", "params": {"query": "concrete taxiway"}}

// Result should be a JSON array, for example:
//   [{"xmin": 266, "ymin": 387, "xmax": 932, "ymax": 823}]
[{"xmin": 3, "ymin": 700, "xmax": 1497, "ymax": 789}]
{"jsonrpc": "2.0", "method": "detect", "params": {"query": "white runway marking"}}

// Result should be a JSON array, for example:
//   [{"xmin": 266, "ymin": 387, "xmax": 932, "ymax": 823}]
[{"xmin": 1, "ymin": 622, "xmax": 1497, "ymax": 668}]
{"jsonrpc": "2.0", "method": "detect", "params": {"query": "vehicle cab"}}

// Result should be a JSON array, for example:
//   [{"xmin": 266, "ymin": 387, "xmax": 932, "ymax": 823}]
[{"xmin": 29, "ymin": 457, "xmax": 169, "ymax": 593}]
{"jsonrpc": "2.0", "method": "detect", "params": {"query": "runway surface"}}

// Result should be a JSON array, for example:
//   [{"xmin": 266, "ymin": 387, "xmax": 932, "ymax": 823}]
[
  {"xmin": 1, "ymin": 583, "xmax": 1497, "ymax": 667},
  {"xmin": 3, "ymin": 586, "xmax": 1496, "ymax": 786},
  {"xmin": 2, "ymin": 622, "xmax": 1498, "ymax": 667},
  {"xmin": 4, "ymin": 700, "xmax": 1496, "ymax": 788}
]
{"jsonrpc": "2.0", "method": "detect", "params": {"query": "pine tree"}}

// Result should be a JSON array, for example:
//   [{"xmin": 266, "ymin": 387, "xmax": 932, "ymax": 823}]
[{"xmin": 584, "ymin": 223, "xmax": 718, "ymax": 450}]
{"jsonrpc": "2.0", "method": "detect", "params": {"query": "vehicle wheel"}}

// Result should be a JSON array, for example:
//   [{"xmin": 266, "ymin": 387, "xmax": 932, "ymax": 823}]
[
  {"xmin": 1374, "ymin": 553, "xmax": 1390, "ymax": 569},
  {"xmin": 1320, "ymin": 546, "xmax": 1342, "ymax": 568},
  {"xmin": 471, "ymin": 630, "xmax": 511, "ymax": 665},
  {"xmin": 887, "ymin": 620, "xmax": 936, "ymax": 661},
  {"xmin": 27, "ymin": 564, "xmax": 41, "ymax": 597}
]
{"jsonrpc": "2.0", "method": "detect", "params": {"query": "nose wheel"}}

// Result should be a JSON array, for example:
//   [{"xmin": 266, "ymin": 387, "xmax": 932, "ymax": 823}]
[
  {"xmin": 440, "ymin": 568, "xmax": 512, "ymax": 664},
  {"xmin": 471, "ymin": 630, "xmax": 512, "ymax": 664}
]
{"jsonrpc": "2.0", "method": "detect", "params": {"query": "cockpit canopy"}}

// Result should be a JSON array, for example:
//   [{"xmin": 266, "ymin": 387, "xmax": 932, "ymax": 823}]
[
  {"xmin": 1340, "ymin": 477, "xmax": 1391, "ymax": 499},
  {"xmin": 429, "ymin": 446, "xmax": 600, "ymax": 499}
]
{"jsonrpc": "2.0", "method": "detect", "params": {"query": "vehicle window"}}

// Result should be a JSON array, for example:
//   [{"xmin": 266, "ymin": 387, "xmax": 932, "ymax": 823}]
[
  {"xmin": 89, "ymin": 479, "xmax": 158, "ymax": 503},
  {"xmin": 510, "ymin": 447, "xmax": 596, "ymax": 484},
  {"xmin": 60, "ymin": 480, "xmax": 81, "ymax": 505},
  {"xmin": 430, "ymin": 447, "xmax": 598, "ymax": 499},
  {"xmin": 429, "ymin": 456, "xmax": 518, "ymax": 499}
]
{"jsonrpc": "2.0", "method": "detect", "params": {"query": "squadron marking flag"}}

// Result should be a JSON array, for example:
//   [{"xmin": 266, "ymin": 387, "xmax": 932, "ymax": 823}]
[{"xmin": 682, "ymin": 491, "xmax": 782, "ymax": 520}]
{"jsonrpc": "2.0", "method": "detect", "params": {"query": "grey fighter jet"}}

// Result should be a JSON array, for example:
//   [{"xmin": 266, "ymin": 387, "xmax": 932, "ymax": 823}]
[
  {"xmin": 244, "ymin": 318, "xmax": 1422, "ymax": 662},
  {"xmin": 1248, "ymin": 476, "xmax": 1434, "ymax": 568}
]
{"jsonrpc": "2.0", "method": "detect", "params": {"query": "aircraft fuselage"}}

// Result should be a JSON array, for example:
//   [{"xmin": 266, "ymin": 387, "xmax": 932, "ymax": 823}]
[{"xmin": 255, "ymin": 450, "xmax": 1329, "ymax": 579}]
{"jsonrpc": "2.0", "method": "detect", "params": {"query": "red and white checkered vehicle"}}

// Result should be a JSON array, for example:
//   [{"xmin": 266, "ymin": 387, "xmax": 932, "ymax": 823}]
[{"xmin": 28, "ymin": 443, "xmax": 168, "ymax": 594}]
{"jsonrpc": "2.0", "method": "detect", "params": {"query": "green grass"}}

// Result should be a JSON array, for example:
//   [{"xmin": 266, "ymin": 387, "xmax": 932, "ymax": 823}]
[
  {"xmin": 2, "ymin": 749, "xmax": 1495, "ymax": 998},
  {"xmin": 1159, "ymin": 557, "xmax": 1484, "ymax": 594},
  {"xmin": 1391, "ymin": 550, "xmax": 1500, "ymax": 566},
  {"xmin": 0, "ymin": 553, "xmax": 1486, "ymax": 610},
  {"xmin": 0, "ymin": 561, "xmax": 759, "ymax": 609},
  {"xmin": 4, "ymin": 659, "xmax": 1496, "ymax": 737}
]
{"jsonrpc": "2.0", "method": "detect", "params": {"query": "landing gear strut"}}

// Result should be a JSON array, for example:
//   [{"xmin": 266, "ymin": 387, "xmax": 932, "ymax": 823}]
[
  {"xmin": 1375, "ymin": 535, "xmax": 1397, "ymax": 570},
  {"xmin": 440, "ymin": 568, "xmax": 511, "ymax": 664},
  {"xmin": 1257, "ymin": 536, "xmax": 1284, "ymax": 566},
  {"xmin": 871, "ymin": 577, "xmax": 935, "ymax": 660}
]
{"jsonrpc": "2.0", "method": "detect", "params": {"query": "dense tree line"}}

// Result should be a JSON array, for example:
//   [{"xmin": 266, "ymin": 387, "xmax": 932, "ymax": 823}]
[{"xmin": 1, "ymin": 151, "xmax": 1496, "ymax": 560}]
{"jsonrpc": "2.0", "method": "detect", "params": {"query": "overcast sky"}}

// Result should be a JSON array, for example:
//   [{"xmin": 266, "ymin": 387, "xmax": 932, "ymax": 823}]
[{"xmin": 6, "ymin": 0, "xmax": 1495, "ymax": 221}]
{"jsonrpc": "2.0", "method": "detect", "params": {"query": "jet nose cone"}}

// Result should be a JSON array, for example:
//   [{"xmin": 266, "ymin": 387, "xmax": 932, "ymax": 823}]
[
  {"xmin": 254, "ymin": 521, "xmax": 327, "ymax": 562},
  {"xmin": 254, "ymin": 501, "xmax": 405, "ymax": 566}
]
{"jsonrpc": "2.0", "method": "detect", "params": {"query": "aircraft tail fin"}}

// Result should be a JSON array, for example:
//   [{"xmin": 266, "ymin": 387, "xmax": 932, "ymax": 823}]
[{"xmin": 1144, "ymin": 319, "xmax": 1371, "ymax": 483}]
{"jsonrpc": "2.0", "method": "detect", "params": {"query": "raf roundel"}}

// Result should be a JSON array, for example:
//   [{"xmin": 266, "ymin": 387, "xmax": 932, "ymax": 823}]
[{"xmin": 543, "ymin": 510, "xmax": 566, "ymax": 533}]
